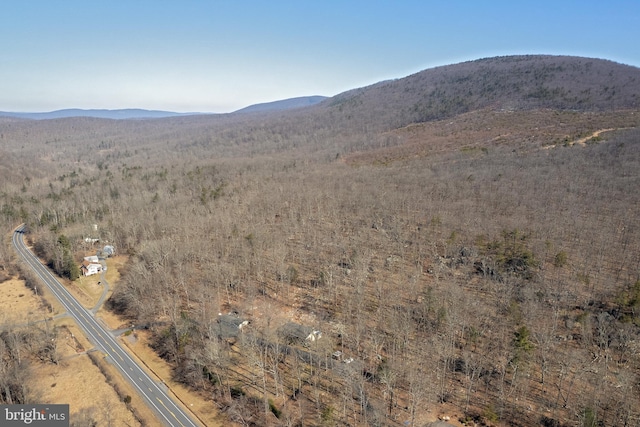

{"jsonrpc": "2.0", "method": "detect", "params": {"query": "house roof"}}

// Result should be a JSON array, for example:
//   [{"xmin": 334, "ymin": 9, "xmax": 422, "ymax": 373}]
[
  {"xmin": 216, "ymin": 314, "xmax": 248, "ymax": 339},
  {"xmin": 277, "ymin": 322, "xmax": 319, "ymax": 342},
  {"xmin": 80, "ymin": 260, "xmax": 102, "ymax": 268}
]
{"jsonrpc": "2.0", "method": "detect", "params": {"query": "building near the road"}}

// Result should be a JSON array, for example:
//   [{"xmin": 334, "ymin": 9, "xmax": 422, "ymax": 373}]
[{"xmin": 80, "ymin": 257, "xmax": 104, "ymax": 276}]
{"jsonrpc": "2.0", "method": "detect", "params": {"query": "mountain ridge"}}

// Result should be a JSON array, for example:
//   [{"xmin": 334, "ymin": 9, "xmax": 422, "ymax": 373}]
[
  {"xmin": 0, "ymin": 96, "xmax": 329, "ymax": 120},
  {"xmin": 3, "ymin": 55, "xmax": 638, "ymax": 123},
  {"xmin": 233, "ymin": 95, "xmax": 328, "ymax": 114},
  {"xmin": 321, "ymin": 55, "xmax": 640, "ymax": 132},
  {"xmin": 0, "ymin": 108, "xmax": 200, "ymax": 120}
]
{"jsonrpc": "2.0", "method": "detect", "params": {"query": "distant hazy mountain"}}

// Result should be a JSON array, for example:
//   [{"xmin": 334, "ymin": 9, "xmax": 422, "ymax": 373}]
[
  {"xmin": 0, "ymin": 108, "xmax": 201, "ymax": 120},
  {"xmin": 234, "ymin": 96, "xmax": 328, "ymax": 114},
  {"xmin": 0, "ymin": 96, "xmax": 328, "ymax": 120}
]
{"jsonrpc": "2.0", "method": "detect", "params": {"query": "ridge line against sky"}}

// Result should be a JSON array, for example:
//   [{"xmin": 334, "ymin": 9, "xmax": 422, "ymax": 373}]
[{"xmin": 1, "ymin": 1, "xmax": 639, "ymax": 113}]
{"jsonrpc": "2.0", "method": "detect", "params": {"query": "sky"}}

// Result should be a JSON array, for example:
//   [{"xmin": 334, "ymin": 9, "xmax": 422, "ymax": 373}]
[{"xmin": 1, "ymin": 1, "xmax": 639, "ymax": 113}]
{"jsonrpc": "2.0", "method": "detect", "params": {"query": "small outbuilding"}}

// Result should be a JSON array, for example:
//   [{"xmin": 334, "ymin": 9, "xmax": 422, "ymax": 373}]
[
  {"xmin": 102, "ymin": 245, "xmax": 115, "ymax": 257},
  {"xmin": 84, "ymin": 255, "xmax": 100, "ymax": 263}
]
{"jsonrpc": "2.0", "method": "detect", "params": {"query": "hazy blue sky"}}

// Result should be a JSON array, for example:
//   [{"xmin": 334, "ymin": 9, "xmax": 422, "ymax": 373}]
[{"xmin": 1, "ymin": 1, "xmax": 639, "ymax": 112}]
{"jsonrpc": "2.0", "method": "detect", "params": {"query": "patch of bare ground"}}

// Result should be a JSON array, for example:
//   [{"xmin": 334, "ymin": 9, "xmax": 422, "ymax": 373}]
[{"xmin": 343, "ymin": 108, "xmax": 640, "ymax": 165}]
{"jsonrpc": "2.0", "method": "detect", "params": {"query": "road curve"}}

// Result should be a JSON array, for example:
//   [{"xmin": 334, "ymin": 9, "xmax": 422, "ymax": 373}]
[{"xmin": 12, "ymin": 224, "xmax": 201, "ymax": 427}]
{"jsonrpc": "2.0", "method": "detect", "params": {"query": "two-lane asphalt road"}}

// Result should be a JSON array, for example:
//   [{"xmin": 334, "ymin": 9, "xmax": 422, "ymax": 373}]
[{"xmin": 12, "ymin": 224, "xmax": 200, "ymax": 427}]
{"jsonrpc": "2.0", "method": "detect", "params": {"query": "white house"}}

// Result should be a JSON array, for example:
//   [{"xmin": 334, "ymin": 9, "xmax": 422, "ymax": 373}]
[{"xmin": 80, "ymin": 260, "xmax": 103, "ymax": 276}]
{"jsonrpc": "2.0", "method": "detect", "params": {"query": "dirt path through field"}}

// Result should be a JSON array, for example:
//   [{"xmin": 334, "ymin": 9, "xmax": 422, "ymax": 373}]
[
  {"xmin": 542, "ymin": 127, "xmax": 617, "ymax": 149},
  {"xmin": 571, "ymin": 128, "xmax": 615, "ymax": 146}
]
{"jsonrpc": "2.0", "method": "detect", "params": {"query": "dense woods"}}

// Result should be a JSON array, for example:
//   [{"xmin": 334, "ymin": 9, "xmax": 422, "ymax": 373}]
[{"xmin": 2, "ymin": 55, "xmax": 640, "ymax": 426}]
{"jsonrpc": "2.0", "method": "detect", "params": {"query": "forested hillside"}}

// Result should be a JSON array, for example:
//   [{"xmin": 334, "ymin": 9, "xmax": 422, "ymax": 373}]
[{"xmin": 1, "ymin": 55, "xmax": 639, "ymax": 427}]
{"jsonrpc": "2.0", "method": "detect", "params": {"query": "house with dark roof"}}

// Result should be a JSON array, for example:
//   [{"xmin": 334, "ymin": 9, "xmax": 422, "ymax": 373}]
[
  {"xmin": 216, "ymin": 314, "xmax": 249, "ymax": 340},
  {"xmin": 277, "ymin": 322, "xmax": 322, "ymax": 345}
]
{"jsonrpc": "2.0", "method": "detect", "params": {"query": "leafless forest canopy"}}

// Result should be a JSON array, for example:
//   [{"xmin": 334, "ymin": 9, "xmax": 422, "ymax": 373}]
[{"xmin": 1, "ymin": 55, "xmax": 640, "ymax": 426}]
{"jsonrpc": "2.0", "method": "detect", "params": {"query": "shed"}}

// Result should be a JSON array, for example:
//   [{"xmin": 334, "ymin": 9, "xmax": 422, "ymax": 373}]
[{"xmin": 103, "ymin": 245, "xmax": 115, "ymax": 257}]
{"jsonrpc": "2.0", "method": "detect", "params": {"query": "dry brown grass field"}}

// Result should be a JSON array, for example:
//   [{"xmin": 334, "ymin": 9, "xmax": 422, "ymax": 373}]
[
  {"xmin": 29, "ymin": 321, "xmax": 142, "ymax": 427},
  {"xmin": 0, "ymin": 277, "xmax": 47, "ymax": 325},
  {"xmin": 0, "ymin": 277, "xmax": 145, "ymax": 425}
]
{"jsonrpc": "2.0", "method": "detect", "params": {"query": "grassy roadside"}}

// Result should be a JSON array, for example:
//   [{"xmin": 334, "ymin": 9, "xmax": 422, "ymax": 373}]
[{"xmin": 0, "ymin": 276, "xmax": 146, "ymax": 426}]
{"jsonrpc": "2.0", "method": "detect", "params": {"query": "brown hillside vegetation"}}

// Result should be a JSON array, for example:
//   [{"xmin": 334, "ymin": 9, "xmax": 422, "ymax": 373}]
[
  {"xmin": 1, "ymin": 55, "xmax": 640, "ymax": 426},
  {"xmin": 344, "ymin": 109, "xmax": 640, "ymax": 165}
]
